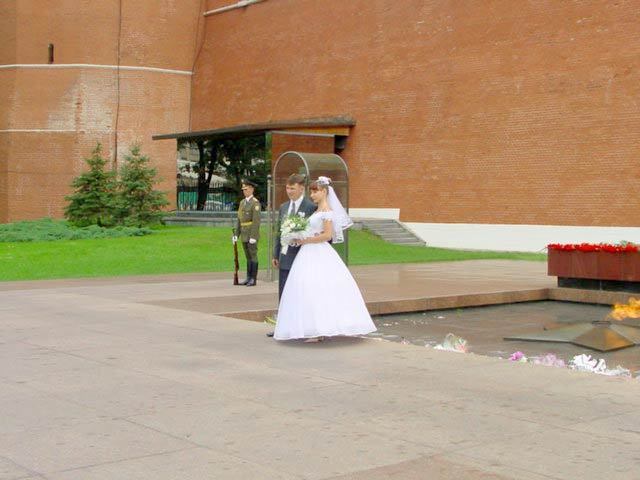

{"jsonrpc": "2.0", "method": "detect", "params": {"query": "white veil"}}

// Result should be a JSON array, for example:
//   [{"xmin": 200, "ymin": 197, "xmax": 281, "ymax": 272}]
[{"xmin": 317, "ymin": 176, "xmax": 353, "ymax": 243}]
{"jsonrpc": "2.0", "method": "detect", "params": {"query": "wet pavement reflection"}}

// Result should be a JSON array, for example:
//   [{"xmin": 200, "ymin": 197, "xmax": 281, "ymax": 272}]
[{"xmin": 372, "ymin": 301, "xmax": 640, "ymax": 374}]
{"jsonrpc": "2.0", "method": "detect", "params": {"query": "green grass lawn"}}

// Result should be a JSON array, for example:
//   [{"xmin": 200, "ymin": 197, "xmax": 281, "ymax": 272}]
[{"xmin": 0, "ymin": 225, "xmax": 545, "ymax": 282}]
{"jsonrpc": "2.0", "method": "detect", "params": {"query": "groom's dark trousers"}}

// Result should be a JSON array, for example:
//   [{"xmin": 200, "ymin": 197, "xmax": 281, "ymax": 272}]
[{"xmin": 278, "ymin": 269, "xmax": 290, "ymax": 301}]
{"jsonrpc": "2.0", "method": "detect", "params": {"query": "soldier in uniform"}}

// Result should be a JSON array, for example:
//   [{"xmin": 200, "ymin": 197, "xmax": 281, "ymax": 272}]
[{"xmin": 232, "ymin": 179, "xmax": 261, "ymax": 286}]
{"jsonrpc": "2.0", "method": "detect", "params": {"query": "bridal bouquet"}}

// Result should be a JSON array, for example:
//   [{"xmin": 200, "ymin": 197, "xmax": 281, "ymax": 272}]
[{"xmin": 280, "ymin": 212, "xmax": 310, "ymax": 255}]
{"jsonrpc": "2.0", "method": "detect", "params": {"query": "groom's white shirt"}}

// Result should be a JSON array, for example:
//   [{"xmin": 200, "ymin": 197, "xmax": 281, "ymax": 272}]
[{"xmin": 289, "ymin": 196, "xmax": 304, "ymax": 215}]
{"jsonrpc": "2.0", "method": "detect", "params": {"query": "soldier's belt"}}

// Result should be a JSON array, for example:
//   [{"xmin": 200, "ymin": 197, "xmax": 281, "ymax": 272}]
[{"xmin": 240, "ymin": 221, "xmax": 253, "ymax": 226}]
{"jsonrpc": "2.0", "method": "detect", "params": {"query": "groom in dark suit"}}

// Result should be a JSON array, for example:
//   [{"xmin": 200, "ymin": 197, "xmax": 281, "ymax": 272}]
[{"xmin": 267, "ymin": 173, "xmax": 317, "ymax": 337}]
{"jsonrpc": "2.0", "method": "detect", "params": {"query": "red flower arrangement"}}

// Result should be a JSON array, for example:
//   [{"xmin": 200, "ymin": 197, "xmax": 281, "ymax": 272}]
[{"xmin": 547, "ymin": 243, "xmax": 639, "ymax": 253}]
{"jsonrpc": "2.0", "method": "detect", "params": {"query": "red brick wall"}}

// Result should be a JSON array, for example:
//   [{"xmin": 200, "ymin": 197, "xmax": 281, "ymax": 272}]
[
  {"xmin": 0, "ymin": 2, "xmax": 16, "ymax": 65},
  {"xmin": 0, "ymin": 135, "xmax": 9, "ymax": 223},
  {"xmin": 191, "ymin": 0, "xmax": 640, "ymax": 226},
  {"xmin": 270, "ymin": 132, "xmax": 334, "ymax": 165},
  {"xmin": 0, "ymin": 2, "xmax": 15, "ymax": 222},
  {"xmin": 1, "ymin": 0, "xmax": 202, "ymax": 222}
]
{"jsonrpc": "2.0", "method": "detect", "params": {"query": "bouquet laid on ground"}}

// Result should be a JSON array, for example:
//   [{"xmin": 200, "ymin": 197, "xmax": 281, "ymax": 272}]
[
  {"xmin": 531, "ymin": 353, "xmax": 566, "ymax": 368},
  {"xmin": 506, "ymin": 351, "xmax": 631, "ymax": 377},
  {"xmin": 280, "ymin": 212, "xmax": 310, "ymax": 255},
  {"xmin": 509, "ymin": 351, "xmax": 528, "ymax": 362},
  {"xmin": 569, "ymin": 354, "xmax": 631, "ymax": 377},
  {"xmin": 433, "ymin": 333, "xmax": 468, "ymax": 353}
]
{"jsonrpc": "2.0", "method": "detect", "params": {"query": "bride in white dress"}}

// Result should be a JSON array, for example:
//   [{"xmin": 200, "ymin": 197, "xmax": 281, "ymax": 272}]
[{"xmin": 274, "ymin": 176, "xmax": 377, "ymax": 342}]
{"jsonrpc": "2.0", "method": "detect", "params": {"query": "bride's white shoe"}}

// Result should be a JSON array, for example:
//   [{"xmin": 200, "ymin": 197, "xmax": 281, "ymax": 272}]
[{"xmin": 303, "ymin": 336, "xmax": 325, "ymax": 343}]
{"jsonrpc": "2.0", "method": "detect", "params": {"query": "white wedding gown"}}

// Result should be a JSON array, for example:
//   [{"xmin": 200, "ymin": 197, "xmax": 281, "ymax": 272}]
[{"xmin": 274, "ymin": 210, "xmax": 377, "ymax": 340}]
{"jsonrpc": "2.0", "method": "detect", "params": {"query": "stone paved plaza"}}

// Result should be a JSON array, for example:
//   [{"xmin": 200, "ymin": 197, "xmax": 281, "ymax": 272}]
[{"xmin": 1, "ymin": 261, "xmax": 639, "ymax": 479}]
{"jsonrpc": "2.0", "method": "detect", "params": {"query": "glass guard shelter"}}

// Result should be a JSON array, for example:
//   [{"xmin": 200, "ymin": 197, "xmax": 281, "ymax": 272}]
[{"xmin": 272, "ymin": 151, "xmax": 350, "ymax": 265}]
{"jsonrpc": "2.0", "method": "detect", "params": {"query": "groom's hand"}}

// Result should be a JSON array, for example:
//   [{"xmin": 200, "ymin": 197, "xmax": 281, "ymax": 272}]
[{"xmin": 272, "ymin": 259, "xmax": 279, "ymax": 268}]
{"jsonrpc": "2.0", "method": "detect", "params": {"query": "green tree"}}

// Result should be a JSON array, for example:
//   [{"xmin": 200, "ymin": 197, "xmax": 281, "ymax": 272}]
[
  {"xmin": 181, "ymin": 135, "xmax": 268, "ymax": 210},
  {"xmin": 116, "ymin": 144, "xmax": 169, "ymax": 226},
  {"xmin": 216, "ymin": 136, "xmax": 269, "ymax": 205},
  {"xmin": 64, "ymin": 143, "xmax": 117, "ymax": 227}
]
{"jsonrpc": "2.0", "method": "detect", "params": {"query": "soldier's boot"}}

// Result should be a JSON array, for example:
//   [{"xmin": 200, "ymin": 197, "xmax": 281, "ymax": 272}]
[
  {"xmin": 246, "ymin": 262, "xmax": 258, "ymax": 287},
  {"xmin": 238, "ymin": 263, "xmax": 251, "ymax": 285}
]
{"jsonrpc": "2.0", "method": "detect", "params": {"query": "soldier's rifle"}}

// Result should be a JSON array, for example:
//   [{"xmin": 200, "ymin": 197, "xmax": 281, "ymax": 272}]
[{"xmin": 232, "ymin": 229, "xmax": 240, "ymax": 285}]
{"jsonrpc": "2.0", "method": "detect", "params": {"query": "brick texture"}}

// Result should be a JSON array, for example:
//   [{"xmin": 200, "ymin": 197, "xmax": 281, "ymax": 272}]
[
  {"xmin": 4, "ymin": 1, "xmax": 640, "ymax": 226},
  {"xmin": 0, "ymin": 2, "xmax": 16, "ymax": 65},
  {"xmin": 1, "ymin": 0, "xmax": 202, "ymax": 222},
  {"xmin": 0, "ymin": 135, "xmax": 8, "ymax": 223},
  {"xmin": 270, "ymin": 132, "xmax": 334, "ymax": 165},
  {"xmin": 191, "ymin": 0, "xmax": 640, "ymax": 226}
]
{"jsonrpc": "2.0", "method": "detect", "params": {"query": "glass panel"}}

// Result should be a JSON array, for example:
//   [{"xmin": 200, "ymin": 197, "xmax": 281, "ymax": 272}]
[
  {"xmin": 272, "ymin": 151, "xmax": 350, "ymax": 264},
  {"xmin": 273, "ymin": 152, "xmax": 308, "ymax": 207},
  {"xmin": 303, "ymin": 153, "xmax": 348, "ymax": 184}
]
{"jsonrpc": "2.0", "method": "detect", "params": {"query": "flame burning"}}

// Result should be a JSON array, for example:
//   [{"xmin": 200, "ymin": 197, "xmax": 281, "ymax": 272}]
[{"xmin": 608, "ymin": 297, "xmax": 640, "ymax": 321}]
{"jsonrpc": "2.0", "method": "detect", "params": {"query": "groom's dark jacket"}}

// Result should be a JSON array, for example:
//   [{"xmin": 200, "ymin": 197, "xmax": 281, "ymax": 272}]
[{"xmin": 273, "ymin": 197, "xmax": 317, "ymax": 270}]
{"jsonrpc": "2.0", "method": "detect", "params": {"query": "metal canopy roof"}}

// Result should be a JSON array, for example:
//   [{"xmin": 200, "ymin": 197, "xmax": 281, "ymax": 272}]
[{"xmin": 152, "ymin": 116, "xmax": 355, "ymax": 141}]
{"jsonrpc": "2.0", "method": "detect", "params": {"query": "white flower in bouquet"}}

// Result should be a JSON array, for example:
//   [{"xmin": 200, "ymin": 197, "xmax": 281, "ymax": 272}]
[
  {"xmin": 569, "ymin": 354, "xmax": 631, "ymax": 377},
  {"xmin": 280, "ymin": 213, "xmax": 310, "ymax": 254},
  {"xmin": 569, "ymin": 354, "xmax": 607, "ymax": 373}
]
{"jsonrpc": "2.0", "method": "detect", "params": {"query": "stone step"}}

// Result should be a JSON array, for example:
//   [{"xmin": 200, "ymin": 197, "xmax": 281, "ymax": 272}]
[
  {"xmin": 357, "ymin": 218, "xmax": 426, "ymax": 246},
  {"xmin": 382, "ymin": 239, "xmax": 423, "ymax": 246},
  {"xmin": 174, "ymin": 210, "xmax": 236, "ymax": 218},
  {"xmin": 164, "ymin": 216, "xmax": 235, "ymax": 227},
  {"xmin": 375, "ymin": 232, "xmax": 418, "ymax": 240},
  {"xmin": 358, "ymin": 218, "xmax": 398, "ymax": 225},
  {"xmin": 368, "ymin": 227, "xmax": 407, "ymax": 235},
  {"xmin": 366, "ymin": 225, "xmax": 414, "ymax": 232},
  {"xmin": 165, "ymin": 211, "xmax": 272, "ymax": 224},
  {"xmin": 364, "ymin": 221, "xmax": 404, "ymax": 227},
  {"xmin": 165, "ymin": 214, "xmax": 427, "ymax": 246},
  {"xmin": 365, "ymin": 222, "xmax": 405, "ymax": 228}
]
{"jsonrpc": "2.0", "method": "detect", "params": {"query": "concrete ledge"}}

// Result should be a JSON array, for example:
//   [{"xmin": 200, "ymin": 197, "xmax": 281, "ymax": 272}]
[
  {"xmin": 547, "ymin": 287, "xmax": 637, "ymax": 305},
  {"xmin": 221, "ymin": 287, "xmax": 639, "ymax": 324},
  {"xmin": 222, "ymin": 289, "xmax": 550, "ymax": 323},
  {"xmin": 221, "ymin": 309, "xmax": 277, "ymax": 322},
  {"xmin": 367, "ymin": 289, "xmax": 550, "ymax": 315}
]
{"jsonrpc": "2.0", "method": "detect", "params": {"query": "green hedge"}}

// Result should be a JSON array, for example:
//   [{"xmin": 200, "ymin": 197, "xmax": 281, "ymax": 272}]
[{"xmin": 0, "ymin": 218, "xmax": 152, "ymax": 243}]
